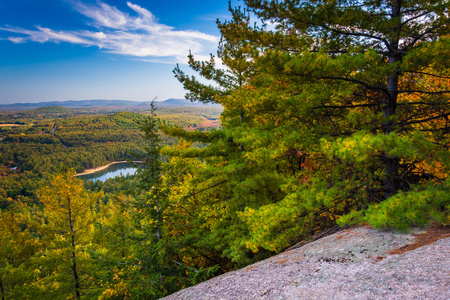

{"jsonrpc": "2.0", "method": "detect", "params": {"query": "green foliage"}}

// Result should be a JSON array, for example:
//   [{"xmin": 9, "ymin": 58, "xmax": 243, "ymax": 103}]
[
  {"xmin": 338, "ymin": 179, "xmax": 450, "ymax": 231},
  {"xmin": 0, "ymin": 202, "xmax": 40, "ymax": 299},
  {"xmin": 168, "ymin": 0, "xmax": 450, "ymax": 265}
]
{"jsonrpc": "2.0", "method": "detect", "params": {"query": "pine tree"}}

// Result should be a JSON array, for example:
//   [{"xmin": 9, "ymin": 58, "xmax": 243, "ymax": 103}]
[
  {"xmin": 137, "ymin": 101, "xmax": 164, "ymax": 243},
  {"xmin": 240, "ymin": 0, "xmax": 450, "ymax": 198},
  {"xmin": 106, "ymin": 102, "xmax": 189, "ymax": 298},
  {"xmin": 170, "ymin": 0, "xmax": 449, "ymax": 253}
]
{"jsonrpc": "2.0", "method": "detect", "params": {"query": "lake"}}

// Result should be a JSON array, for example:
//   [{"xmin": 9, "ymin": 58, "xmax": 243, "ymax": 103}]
[{"xmin": 78, "ymin": 162, "xmax": 139, "ymax": 182}]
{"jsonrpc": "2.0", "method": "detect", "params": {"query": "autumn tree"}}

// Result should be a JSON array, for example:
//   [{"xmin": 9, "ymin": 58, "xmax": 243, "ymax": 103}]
[
  {"xmin": 34, "ymin": 169, "xmax": 103, "ymax": 299},
  {"xmin": 0, "ymin": 201, "xmax": 40, "ymax": 299}
]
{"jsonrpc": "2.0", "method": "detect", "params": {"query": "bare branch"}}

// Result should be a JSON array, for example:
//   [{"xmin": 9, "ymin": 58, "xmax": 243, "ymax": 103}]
[
  {"xmin": 291, "ymin": 16, "xmax": 391, "ymax": 50},
  {"xmin": 402, "ymin": 25, "xmax": 441, "ymax": 51},
  {"xmin": 312, "ymin": 103, "xmax": 379, "ymax": 109},
  {"xmin": 399, "ymin": 11, "xmax": 431, "ymax": 29},
  {"xmin": 320, "ymin": 76, "xmax": 388, "ymax": 93},
  {"xmin": 397, "ymin": 89, "xmax": 450, "ymax": 95},
  {"xmin": 352, "ymin": 92, "xmax": 383, "ymax": 104},
  {"xmin": 397, "ymin": 101, "xmax": 449, "ymax": 106},
  {"xmin": 402, "ymin": 112, "xmax": 450, "ymax": 126},
  {"xmin": 405, "ymin": 71, "xmax": 450, "ymax": 79}
]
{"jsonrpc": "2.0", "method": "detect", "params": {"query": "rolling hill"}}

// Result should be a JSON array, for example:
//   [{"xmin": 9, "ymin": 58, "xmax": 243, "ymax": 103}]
[{"xmin": 0, "ymin": 99, "xmax": 221, "ymax": 111}]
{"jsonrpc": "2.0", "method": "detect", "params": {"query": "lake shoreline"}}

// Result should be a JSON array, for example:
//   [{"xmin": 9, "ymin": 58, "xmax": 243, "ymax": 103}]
[{"xmin": 75, "ymin": 161, "xmax": 142, "ymax": 176}]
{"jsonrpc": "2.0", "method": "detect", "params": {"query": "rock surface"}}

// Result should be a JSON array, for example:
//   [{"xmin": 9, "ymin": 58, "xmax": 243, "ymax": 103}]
[{"xmin": 163, "ymin": 226, "xmax": 450, "ymax": 299}]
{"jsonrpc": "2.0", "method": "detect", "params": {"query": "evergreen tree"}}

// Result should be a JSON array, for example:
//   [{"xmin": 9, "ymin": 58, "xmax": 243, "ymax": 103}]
[
  {"xmin": 104, "ymin": 102, "xmax": 213, "ymax": 298},
  {"xmin": 171, "ymin": 0, "xmax": 449, "ymax": 255},
  {"xmin": 241, "ymin": 0, "xmax": 450, "ymax": 198}
]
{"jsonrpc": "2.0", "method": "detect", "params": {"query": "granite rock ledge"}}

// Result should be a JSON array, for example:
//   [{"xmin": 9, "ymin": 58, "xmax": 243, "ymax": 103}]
[{"xmin": 163, "ymin": 225, "xmax": 450, "ymax": 300}]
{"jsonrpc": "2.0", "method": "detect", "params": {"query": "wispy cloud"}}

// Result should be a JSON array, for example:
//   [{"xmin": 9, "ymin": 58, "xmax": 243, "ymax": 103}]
[
  {"xmin": 0, "ymin": 1, "xmax": 219, "ymax": 63},
  {"xmin": 0, "ymin": 26, "xmax": 93, "ymax": 44},
  {"xmin": 7, "ymin": 37, "xmax": 26, "ymax": 43}
]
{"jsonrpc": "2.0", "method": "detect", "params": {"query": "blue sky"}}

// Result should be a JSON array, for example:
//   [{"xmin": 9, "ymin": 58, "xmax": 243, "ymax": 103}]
[{"xmin": 0, "ymin": 0, "xmax": 235, "ymax": 104}]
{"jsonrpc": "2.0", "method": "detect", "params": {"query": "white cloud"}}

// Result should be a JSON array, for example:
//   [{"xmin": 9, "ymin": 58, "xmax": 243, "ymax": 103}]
[
  {"xmin": 0, "ymin": 1, "xmax": 219, "ymax": 63},
  {"xmin": 8, "ymin": 37, "xmax": 26, "ymax": 43},
  {"xmin": 72, "ymin": 1, "xmax": 129, "ymax": 29},
  {"xmin": 263, "ymin": 20, "xmax": 281, "ymax": 32},
  {"xmin": 0, "ymin": 26, "xmax": 93, "ymax": 44}
]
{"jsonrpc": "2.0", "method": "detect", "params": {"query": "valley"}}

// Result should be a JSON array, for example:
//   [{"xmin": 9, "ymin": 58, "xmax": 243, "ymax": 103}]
[{"xmin": 0, "ymin": 101, "xmax": 222, "ymax": 208}]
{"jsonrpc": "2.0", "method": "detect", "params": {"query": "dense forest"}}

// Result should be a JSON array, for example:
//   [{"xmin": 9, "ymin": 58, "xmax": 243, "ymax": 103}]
[
  {"xmin": 1, "ymin": 0, "xmax": 449, "ymax": 299},
  {"xmin": 0, "ymin": 106, "xmax": 221, "ymax": 206}
]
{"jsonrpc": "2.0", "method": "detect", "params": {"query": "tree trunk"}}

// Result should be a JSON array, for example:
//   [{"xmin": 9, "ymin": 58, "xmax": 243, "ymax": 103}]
[
  {"xmin": 67, "ymin": 195, "xmax": 81, "ymax": 300},
  {"xmin": 0, "ymin": 276, "xmax": 5, "ymax": 300},
  {"xmin": 239, "ymin": 110, "xmax": 244, "ymax": 152},
  {"xmin": 382, "ymin": 0, "xmax": 402, "ymax": 199},
  {"xmin": 71, "ymin": 240, "xmax": 81, "ymax": 300}
]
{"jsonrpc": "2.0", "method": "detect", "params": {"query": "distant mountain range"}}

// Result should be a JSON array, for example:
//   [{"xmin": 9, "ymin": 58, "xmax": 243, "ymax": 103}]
[{"xmin": 0, "ymin": 99, "xmax": 221, "ymax": 111}]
